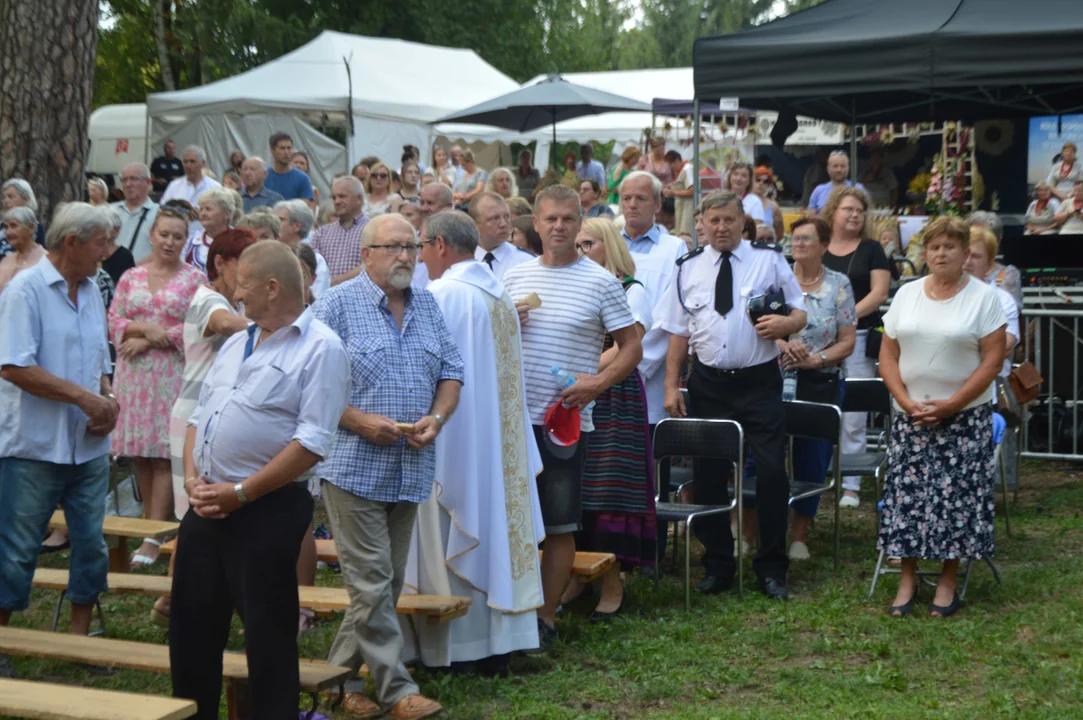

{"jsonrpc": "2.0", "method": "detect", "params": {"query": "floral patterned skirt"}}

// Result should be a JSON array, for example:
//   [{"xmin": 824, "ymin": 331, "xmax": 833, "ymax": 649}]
[{"xmin": 878, "ymin": 403, "xmax": 995, "ymax": 560}]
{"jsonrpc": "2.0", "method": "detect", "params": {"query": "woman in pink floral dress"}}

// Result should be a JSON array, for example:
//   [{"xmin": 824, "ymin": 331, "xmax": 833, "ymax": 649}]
[{"xmin": 108, "ymin": 208, "xmax": 205, "ymax": 567}]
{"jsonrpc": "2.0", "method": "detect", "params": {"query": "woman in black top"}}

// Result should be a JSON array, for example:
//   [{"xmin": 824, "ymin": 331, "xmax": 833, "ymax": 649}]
[
  {"xmin": 820, "ymin": 186, "xmax": 890, "ymax": 507},
  {"xmin": 102, "ymin": 212, "xmax": 136, "ymax": 290}
]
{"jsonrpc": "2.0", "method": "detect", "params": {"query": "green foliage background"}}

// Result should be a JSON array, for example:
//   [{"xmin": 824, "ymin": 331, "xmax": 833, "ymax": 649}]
[{"xmin": 95, "ymin": 0, "xmax": 822, "ymax": 108}]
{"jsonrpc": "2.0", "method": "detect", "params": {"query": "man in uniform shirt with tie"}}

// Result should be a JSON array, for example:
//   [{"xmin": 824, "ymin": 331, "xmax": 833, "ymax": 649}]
[
  {"xmin": 657, "ymin": 190, "xmax": 807, "ymax": 600},
  {"xmin": 470, "ymin": 192, "xmax": 532, "ymax": 282}
]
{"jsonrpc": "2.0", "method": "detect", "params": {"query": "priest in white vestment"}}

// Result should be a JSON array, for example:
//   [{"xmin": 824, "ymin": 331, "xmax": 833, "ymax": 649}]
[{"xmin": 403, "ymin": 210, "xmax": 545, "ymax": 675}]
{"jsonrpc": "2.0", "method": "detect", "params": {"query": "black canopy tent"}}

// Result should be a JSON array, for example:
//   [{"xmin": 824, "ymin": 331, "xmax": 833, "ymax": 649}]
[{"xmin": 693, "ymin": 0, "xmax": 1083, "ymax": 125}]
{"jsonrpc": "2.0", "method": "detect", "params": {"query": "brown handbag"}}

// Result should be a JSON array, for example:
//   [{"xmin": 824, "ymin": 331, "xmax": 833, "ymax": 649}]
[{"xmin": 1008, "ymin": 361, "xmax": 1043, "ymax": 406}]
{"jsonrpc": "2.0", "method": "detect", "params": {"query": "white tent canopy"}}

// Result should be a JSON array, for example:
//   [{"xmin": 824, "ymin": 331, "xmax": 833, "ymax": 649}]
[{"xmin": 145, "ymin": 30, "xmax": 520, "ymax": 171}]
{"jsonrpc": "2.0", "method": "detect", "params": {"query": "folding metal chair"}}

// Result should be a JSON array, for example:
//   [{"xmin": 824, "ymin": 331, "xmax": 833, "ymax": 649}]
[
  {"xmin": 832, "ymin": 378, "xmax": 892, "ymax": 502},
  {"xmin": 653, "ymin": 417, "xmax": 744, "ymax": 609},
  {"xmin": 737, "ymin": 401, "xmax": 844, "ymax": 568}
]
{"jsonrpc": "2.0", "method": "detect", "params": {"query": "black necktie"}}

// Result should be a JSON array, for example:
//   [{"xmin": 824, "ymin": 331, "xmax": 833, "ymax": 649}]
[
  {"xmin": 483, "ymin": 252, "xmax": 496, "ymax": 271},
  {"xmin": 714, "ymin": 251, "xmax": 733, "ymax": 317}
]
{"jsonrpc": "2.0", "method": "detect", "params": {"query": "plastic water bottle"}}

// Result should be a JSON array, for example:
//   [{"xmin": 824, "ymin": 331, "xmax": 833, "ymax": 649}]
[
  {"xmin": 782, "ymin": 369, "xmax": 798, "ymax": 402},
  {"xmin": 551, "ymin": 365, "xmax": 595, "ymax": 412}
]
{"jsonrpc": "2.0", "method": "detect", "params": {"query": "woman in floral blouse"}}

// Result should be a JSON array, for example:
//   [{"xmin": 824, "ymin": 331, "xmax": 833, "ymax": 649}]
[{"xmin": 776, "ymin": 216, "xmax": 856, "ymax": 559}]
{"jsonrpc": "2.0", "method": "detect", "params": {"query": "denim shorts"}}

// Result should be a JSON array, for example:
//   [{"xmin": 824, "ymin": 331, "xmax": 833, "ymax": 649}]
[
  {"xmin": 0, "ymin": 455, "xmax": 110, "ymax": 610},
  {"xmin": 532, "ymin": 426, "xmax": 591, "ymax": 535}
]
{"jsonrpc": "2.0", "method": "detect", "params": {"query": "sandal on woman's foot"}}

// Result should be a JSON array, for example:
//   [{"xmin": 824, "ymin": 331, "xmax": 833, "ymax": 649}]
[
  {"xmin": 130, "ymin": 537, "xmax": 162, "ymax": 569},
  {"xmin": 929, "ymin": 591, "xmax": 960, "ymax": 618},
  {"xmin": 888, "ymin": 585, "xmax": 919, "ymax": 617}
]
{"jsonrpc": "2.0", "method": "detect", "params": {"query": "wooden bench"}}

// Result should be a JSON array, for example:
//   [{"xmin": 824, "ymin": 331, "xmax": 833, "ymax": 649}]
[
  {"xmin": 49, "ymin": 512, "xmax": 179, "ymax": 574},
  {"xmin": 0, "ymin": 626, "xmax": 350, "ymax": 720},
  {"xmin": 33, "ymin": 568, "xmax": 471, "ymax": 624},
  {"xmin": 309, "ymin": 539, "xmax": 617, "ymax": 583},
  {"xmin": 0, "ymin": 677, "xmax": 197, "ymax": 720}
]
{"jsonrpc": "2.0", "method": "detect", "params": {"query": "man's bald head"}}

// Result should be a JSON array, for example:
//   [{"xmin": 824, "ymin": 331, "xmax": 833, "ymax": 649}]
[
  {"xmin": 419, "ymin": 182, "xmax": 453, "ymax": 219},
  {"xmin": 238, "ymin": 239, "xmax": 304, "ymax": 300}
]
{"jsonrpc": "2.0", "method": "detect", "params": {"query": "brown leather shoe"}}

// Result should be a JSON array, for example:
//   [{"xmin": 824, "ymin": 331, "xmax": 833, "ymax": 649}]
[
  {"xmin": 387, "ymin": 693, "xmax": 443, "ymax": 719},
  {"xmin": 339, "ymin": 692, "xmax": 382, "ymax": 719}
]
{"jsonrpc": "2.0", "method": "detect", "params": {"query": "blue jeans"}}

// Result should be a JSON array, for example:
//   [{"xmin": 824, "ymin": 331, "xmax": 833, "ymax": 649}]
[{"xmin": 0, "ymin": 455, "xmax": 110, "ymax": 610}]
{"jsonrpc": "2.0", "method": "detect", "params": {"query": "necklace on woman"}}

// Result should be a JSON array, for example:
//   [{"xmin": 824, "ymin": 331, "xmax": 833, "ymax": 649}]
[
  {"xmin": 927, "ymin": 274, "xmax": 965, "ymax": 302},
  {"xmin": 797, "ymin": 267, "xmax": 825, "ymax": 287}
]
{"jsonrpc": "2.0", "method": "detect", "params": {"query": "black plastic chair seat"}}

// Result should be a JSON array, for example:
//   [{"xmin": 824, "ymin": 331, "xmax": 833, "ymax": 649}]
[
  {"xmin": 831, "ymin": 452, "xmax": 887, "ymax": 477},
  {"xmin": 668, "ymin": 466, "xmax": 694, "ymax": 493},
  {"xmin": 656, "ymin": 502, "xmax": 731, "ymax": 523}
]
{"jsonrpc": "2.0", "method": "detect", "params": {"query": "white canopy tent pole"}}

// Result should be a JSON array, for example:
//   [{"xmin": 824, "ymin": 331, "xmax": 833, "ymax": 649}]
[{"xmin": 693, "ymin": 98, "xmax": 701, "ymax": 250}]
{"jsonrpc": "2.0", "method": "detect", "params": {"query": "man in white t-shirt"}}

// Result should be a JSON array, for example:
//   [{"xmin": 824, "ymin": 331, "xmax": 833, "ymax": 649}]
[
  {"xmin": 470, "ymin": 192, "xmax": 532, "ymax": 282},
  {"xmin": 502, "ymin": 185, "xmax": 642, "ymax": 645}
]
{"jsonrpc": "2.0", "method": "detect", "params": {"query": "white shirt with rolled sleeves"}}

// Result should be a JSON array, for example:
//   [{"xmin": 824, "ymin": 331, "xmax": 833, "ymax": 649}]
[
  {"xmin": 656, "ymin": 240, "xmax": 806, "ymax": 370},
  {"xmin": 0, "ymin": 258, "xmax": 112, "ymax": 465},
  {"xmin": 188, "ymin": 308, "xmax": 350, "ymax": 486}
]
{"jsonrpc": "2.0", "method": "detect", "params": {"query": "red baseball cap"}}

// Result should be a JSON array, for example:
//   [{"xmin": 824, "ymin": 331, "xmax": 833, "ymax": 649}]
[{"xmin": 543, "ymin": 401, "xmax": 581, "ymax": 459}]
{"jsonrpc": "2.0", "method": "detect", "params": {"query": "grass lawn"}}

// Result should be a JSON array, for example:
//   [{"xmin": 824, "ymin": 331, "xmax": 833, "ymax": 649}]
[{"xmin": 6, "ymin": 460, "xmax": 1083, "ymax": 719}]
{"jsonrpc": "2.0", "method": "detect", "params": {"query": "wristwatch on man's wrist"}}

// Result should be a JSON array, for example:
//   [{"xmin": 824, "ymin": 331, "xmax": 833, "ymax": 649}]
[
  {"xmin": 819, "ymin": 353, "xmax": 828, "ymax": 367},
  {"xmin": 432, "ymin": 413, "xmax": 445, "ymax": 427},
  {"xmin": 234, "ymin": 482, "xmax": 250, "ymax": 506}
]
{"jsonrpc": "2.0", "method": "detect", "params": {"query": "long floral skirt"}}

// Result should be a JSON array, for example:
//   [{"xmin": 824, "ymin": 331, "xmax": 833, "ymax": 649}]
[
  {"xmin": 578, "ymin": 370, "xmax": 656, "ymax": 568},
  {"xmin": 878, "ymin": 403, "xmax": 995, "ymax": 560}
]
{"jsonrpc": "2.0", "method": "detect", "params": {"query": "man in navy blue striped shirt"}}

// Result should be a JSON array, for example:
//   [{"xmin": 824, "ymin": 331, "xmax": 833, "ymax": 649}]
[{"xmin": 313, "ymin": 213, "xmax": 463, "ymax": 720}]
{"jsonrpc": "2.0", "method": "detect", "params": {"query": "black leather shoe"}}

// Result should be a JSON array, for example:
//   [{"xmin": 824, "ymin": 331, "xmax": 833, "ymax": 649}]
[
  {"xmin": 695, "ymin": 575, "xmax": 735, "ymax": 595},
  {"xmin": 759, "ymin": 577, "xmax": 789, "ymax": 601}
]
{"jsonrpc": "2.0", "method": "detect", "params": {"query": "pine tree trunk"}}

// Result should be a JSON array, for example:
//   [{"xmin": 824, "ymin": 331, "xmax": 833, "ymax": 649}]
[{"xmin": 0, "ymin": 0, "xmax": 99, "ymax": 224}]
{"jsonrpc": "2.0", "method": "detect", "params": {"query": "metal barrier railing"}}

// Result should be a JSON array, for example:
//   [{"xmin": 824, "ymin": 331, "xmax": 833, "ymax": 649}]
[{"xmin": 1020, "ymin": 304, "xmax": 1082, "ymax": 462}]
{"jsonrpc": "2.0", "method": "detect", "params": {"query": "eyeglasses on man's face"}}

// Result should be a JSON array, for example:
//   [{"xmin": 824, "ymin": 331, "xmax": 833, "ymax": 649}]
[{"xmin": 369, "ymin": 243, "xmax": 421, "ymax": 257}]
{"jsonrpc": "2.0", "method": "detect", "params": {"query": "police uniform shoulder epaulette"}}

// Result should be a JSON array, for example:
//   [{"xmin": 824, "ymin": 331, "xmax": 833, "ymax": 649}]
[
  {"xmin": 675, "ymin": 246, "xmax": 705, "ymax": 266},
  {"xmin": 513, "ymin": 245, "xmax": 533, "ymax": 255},
  {"xmin": 751, "ymin": 241, "xmax": 783, "ymax": 253}
]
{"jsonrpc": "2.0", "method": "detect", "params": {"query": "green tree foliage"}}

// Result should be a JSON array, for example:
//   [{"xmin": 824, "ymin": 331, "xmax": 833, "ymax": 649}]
[{"xmin": 94, "ymin": 0, "xmax": 822, "ymax": 108}]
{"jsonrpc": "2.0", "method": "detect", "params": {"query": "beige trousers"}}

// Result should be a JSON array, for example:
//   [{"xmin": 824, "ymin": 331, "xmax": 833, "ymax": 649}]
[{"xmin": 322, "ymin": 481, "xmax": 419, "ymax": 709}]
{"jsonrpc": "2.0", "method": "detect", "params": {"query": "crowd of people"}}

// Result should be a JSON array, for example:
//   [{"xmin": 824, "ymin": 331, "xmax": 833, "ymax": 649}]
[{"xmin": 0, "ymin": 131, "xmax": 1019, "ymax": 719}]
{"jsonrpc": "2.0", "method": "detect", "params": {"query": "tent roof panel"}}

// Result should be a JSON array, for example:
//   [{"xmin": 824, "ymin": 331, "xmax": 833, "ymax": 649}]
[
  {"xmin": 147, "ymin": 31, "xmax": 519, "ymax": 121},
  {"xmin": 694, "ymin": 0, "xmax": 1083, "ymax": 123}
]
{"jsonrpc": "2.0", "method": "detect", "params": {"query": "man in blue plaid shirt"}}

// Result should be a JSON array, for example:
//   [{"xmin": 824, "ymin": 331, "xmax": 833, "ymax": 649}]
[{"xmin": 313, "ymin": 213, "xmax": 463, "ymax": 720}]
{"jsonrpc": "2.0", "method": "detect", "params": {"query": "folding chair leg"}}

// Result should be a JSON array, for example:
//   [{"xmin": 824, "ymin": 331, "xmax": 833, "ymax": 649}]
[
  {"xmin": 684, "ymin": 517, "xmax": 693, "ymax": 611},
  {"xmin": 833, "ymin": 484, "xmax": 841, "ymax": 570},
  {"xmin": 959, "ymin": 560, "xmax": 974, "ymax": 600},
  {"xmin": 654, "ymin": 526, "xmax": 661, "ymax": 587},
  {"xmin": 868, "ymin": 548, "xmax": 887, "ymax": 599},
  {"xmin": 984, "ymin": 558, "xmax": 1003, "ymax": 587},
  {"xmin": 998, "ymin": 446, "xmax": 1012, "ymax": 538},
  {"xmin": 50, "ymin": 590, "xmax": 65, "ymax": 633}
]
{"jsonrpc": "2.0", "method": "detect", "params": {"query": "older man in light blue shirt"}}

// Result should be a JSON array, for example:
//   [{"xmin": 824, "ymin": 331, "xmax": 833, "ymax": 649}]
[
  {"xmin": 170, "ymin": 240, "xmax": 350, "ymax": 719},
  {"xmin": 0, "ymin": 203, "xmax": 118, "ymax": 668}
]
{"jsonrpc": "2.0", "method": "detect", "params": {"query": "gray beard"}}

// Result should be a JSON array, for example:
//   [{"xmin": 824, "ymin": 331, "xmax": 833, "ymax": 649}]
[{"xmin": 389, "ymin": 268, "xmax": 413, "ymax": 290}]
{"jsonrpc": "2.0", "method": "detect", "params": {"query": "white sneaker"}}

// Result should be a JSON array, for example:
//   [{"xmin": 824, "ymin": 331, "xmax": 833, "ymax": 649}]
[
  {"xmin": 733, "ymin": 538, "xmax": 752, "ymax": 558},
  {"xmin": 788, "ymin": 541, "xmax": 810, "ymax": 561},
  {"xmin": 839, "ymin": 494, "xmax": 860, "ymax": 508}
]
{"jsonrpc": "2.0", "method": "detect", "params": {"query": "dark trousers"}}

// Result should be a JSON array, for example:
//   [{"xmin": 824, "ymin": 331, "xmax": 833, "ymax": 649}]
[
  {"xmin": 170, "ymin": 482, "xmax": 312, "ymax": 720},
  {"xmin": 688, "ymin": 359, "xmax": 789, "ymax": 583}
]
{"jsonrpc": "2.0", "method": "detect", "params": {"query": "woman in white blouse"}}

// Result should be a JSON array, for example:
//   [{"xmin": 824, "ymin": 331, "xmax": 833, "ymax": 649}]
[{"xmin": 878, "ymin": 216, "xmax": 1006, "ymax": 619}]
